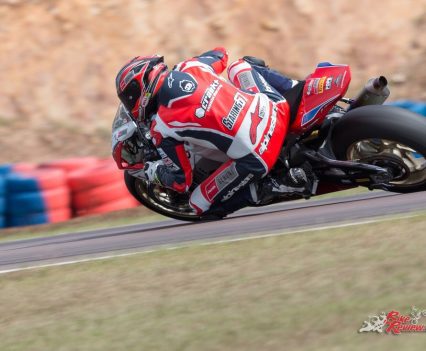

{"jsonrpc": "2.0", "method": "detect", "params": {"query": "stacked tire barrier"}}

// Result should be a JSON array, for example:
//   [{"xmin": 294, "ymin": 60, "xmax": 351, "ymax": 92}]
[
  {"xmin": 0, "ymin": 177, "xmax": 5, "ymax": 229},
  {"xmin": 67, "ymin": 160, "xmax": 139, "ymax": 217},
  {"xmin": 0, "ymin": 165, "xmax": 10, "ymax": 228},
  {"xmin": 388, "ymin": 100, "xmax": 426, "ymax": 117},
  {"xmin": 5, "ymin": 168, "xmax": 71, "ymax": 227},
  {"xmin": 0, "ymin": 158, "xmax": 141, "ymax": 229}
]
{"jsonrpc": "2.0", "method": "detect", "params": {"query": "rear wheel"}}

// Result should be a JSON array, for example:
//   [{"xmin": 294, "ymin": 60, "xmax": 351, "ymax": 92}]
[
  {"xmin": 331, "ymin": 105, "xmax": 426, "ymax": 192},
  {"xmin": 124, "ymin": 171, "xmax": 202, "ymax": 221}
]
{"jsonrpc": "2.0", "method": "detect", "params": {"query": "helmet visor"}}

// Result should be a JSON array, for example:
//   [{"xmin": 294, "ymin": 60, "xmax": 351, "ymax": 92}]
[{"xmin": 118, "ymin": 79, "xmax": 141, "ymax": 113}]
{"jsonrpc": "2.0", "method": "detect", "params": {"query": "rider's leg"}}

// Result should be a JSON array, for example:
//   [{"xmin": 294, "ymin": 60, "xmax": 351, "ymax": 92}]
[
  {"xmin": 189, "ymin": 156, "xmax": 265, "ymax": 216},
  {"xmin": 190, "ymin": 109, "xmax": 307, "ymax": 216},
  {"xmin": 227, "ymin": 59, "xmax": 314, "ymax": 203},
  {"xmin": 228, "ymin": 57, "xmax": 299, "ymax": 98}
]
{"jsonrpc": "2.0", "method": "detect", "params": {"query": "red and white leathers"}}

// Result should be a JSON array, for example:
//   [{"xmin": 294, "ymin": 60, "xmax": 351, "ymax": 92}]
[{"xmin": 150, "ymin": 48, "xmax": 290, "ymax": 214}]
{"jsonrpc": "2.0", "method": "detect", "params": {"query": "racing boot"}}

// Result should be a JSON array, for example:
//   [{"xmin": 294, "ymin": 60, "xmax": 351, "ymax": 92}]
[
  {"xmin": 243, "ymin": 56, "xmax": 268, "ymax": 67},
  {"xmin": 256, "ymin": 166, "xmax": 315, "ymax": 205}
]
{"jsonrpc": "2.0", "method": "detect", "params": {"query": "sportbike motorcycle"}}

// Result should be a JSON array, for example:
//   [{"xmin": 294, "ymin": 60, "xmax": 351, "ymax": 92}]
[{"xmin": 113, "ymin": 62, "xmax": 426, "ymax": 221}]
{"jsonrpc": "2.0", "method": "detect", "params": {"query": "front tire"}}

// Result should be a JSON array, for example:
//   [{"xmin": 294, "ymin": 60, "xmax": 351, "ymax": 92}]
[
  {"xmin": 331, "ymin": 105, "xmax": 426, "ymax": 192},
  {"xmin": 124, "ymin": 171, "xmax": 202, "ymax": 222}
]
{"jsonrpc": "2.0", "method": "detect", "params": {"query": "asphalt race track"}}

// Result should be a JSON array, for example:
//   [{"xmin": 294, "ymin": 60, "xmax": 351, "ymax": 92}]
[{"xmin": 0, "ymin": 191, "xmax": 425, "ymax": 271}]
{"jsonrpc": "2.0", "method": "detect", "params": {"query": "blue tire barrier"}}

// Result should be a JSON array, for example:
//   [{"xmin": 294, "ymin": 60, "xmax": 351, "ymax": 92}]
[
  {"xmin": 6, "ymin": 187, "xmax": 70, "ymax": 216},
  {"xmin": 0, "ymin": 195, "xmax": 5, "ymax": 214},
  {"xmin": 388, "ymin": 100, "xmax": 426, "ymax": 117},
  {"xmin": 7, "ymin": 191, "xmax": 45, "ymax": 215},
  {"xmin": 0, "ymin": 164, "xmax": 12, "ymax": 176},
  {"xmin": 0, "ymin": 176, "xmax": 5, "ymax": 228},
  {"xmin": 7, "ymin": 212, "xmax": 49, "ymax": 227},
  {"xmin": 0, "ymin": 176, "xmax": 5, "ymax": 196},
  {"xmin": 7, "ymin": 208, "xmax": 71, "ymax": 227},
  {"xmin": 5, "ymin": 173, "xmax": 40, "ymax": 193}
]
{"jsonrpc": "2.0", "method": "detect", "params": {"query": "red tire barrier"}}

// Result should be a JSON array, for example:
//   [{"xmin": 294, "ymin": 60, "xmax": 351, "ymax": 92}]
[
  {"xmin": 12, "ymin": 163, "xmax": 38, "ymax": 172},
  {"xmin": 67, "ymin": 164, "xmax": 123, "ymax": 192},
  {"xmin": 48, "ymin": 207, "xmax": 72, "ymax": 223},
  {"xmin": 72, "ymin": 181, "xmax": 130, "ymax": 210},
  {"xmin": 44, "ymin": 186, "xmax": 71, "ymax": 210},
  {"xmin": 76, "ymin": 196, "xmax": 139, "ymax": 217}
]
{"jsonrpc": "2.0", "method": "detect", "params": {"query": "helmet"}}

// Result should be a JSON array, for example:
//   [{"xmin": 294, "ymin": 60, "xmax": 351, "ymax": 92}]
[
  {"xmin": 115, "ymin": 55, "xmax": 168, "ymax": 122},
  {"xmin": 111, "ymin": 104, "xmax": 145, "ymax": 169}
]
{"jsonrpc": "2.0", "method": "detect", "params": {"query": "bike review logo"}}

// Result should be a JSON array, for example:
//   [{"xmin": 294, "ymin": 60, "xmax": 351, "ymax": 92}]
[{"xmin": 359, "ymin": 307, "xmax": 426, "ymax": 335}]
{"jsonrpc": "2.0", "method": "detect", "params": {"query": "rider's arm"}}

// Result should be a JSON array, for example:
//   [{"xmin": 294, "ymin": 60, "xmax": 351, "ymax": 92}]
[
  {"xmin": 175, "ymin": 47, "xmax": 229, "ymax": 75},
  {"xmin": 150, "ymin": 122, "xmax": 192, "ymax": 193}
]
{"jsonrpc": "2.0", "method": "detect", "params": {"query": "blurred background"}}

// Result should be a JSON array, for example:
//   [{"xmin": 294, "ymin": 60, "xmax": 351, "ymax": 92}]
[{"xmin": 0, "ymin": 0, "xmax": 425, "ymax": 163}]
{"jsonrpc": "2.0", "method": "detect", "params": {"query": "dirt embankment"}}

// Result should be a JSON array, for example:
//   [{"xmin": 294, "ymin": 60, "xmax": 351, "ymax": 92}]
[{"xmin": 0, "ymin": 0, "xmax": 425, "ymax": 163}]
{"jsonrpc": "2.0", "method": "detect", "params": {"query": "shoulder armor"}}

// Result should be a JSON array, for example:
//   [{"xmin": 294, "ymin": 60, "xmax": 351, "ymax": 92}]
[{"xmin": 158, "ymin": 71, "xmax": 198, "ymax": 108}]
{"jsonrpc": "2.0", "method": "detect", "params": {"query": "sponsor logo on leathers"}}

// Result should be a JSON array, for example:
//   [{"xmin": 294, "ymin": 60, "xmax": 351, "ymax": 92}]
[
  {"xmin": 179, "ymin": 79, "xmax": 196, "ymax": 93},
  {"xmin": 258, "ymin": 106, "xmax": 277, "ymax": 155},
  {"xmin": 205, "ymin": 163, "xmax": 239, "ymax": 201},
  {"xmin": 237, "ymin": 71, "xmax": 256, "ymax": 90},
  {"xmin": 258, "ymin": 74, "xmax": 274, "ymax": 93},
  {"xmin": 221, "ymin": 173, "xmax": 254, "ymax": 202},
  {"xmin": 249, "ymin": 102, "xmax": 263, "ymax": 145},
  {"xmin": 195, "ymin": 79, "xmax": 221, "ymax": 118},
  {"xmin": 222, "ymin": 93, "xmax": 247, "ymax": 130},
  {"xmin": 157, "ymin": 148, "xmax": 180, "ymax": 171}
]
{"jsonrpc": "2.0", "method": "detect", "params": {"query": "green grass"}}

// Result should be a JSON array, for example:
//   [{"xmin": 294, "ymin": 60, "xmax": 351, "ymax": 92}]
[
  {"xmin": 1, "ymin": 212, "xmax": 426, "ymax": 350},
  {"xmin": 314, "ymin": 185, "xmax": 369, "ymax": 200}
]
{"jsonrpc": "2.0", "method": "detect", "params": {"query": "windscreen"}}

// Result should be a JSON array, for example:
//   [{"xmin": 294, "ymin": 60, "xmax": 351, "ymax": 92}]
[{"xmin": 111, "ymin": 103, "xmax": 138, "ymax": 151}]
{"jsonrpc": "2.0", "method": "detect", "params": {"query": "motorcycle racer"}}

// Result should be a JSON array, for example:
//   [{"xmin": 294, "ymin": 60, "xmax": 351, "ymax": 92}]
[{"xmin": 113, "ymin": 48, "xmax": 310, "ymax": 217}]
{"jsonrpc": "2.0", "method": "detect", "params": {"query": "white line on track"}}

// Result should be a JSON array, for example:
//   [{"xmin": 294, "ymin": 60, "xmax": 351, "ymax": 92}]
[{"xmin": 0, "ymin": 212, "xmax": 422, "ymax": 275}]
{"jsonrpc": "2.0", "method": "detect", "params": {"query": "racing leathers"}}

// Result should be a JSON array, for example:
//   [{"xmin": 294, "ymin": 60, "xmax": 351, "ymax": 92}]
[{"xmin": 149, "ymin": 47, "xmax": 293, "ymax": 215}]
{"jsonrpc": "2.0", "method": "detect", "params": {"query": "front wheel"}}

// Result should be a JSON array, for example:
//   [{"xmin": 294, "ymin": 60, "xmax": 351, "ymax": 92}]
[
  {"xmin": 331, "ymin": 105, "xmax": 426, "ymax": 193},
  {"xmin": 124, "ymin": 171, "xmax": 202, "ymax": 221}
]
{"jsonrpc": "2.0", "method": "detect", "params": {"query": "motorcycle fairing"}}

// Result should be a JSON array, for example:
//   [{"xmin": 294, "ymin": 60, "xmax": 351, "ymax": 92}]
[{"xmin": 290, "ymin": 63, "xmax": 351, "ymax": 134}]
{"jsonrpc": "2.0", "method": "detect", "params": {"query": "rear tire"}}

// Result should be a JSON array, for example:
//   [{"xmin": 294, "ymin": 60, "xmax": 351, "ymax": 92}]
[{"xmin": 331, "ymin": 105, "xmax": 426, "ymax": 193}]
